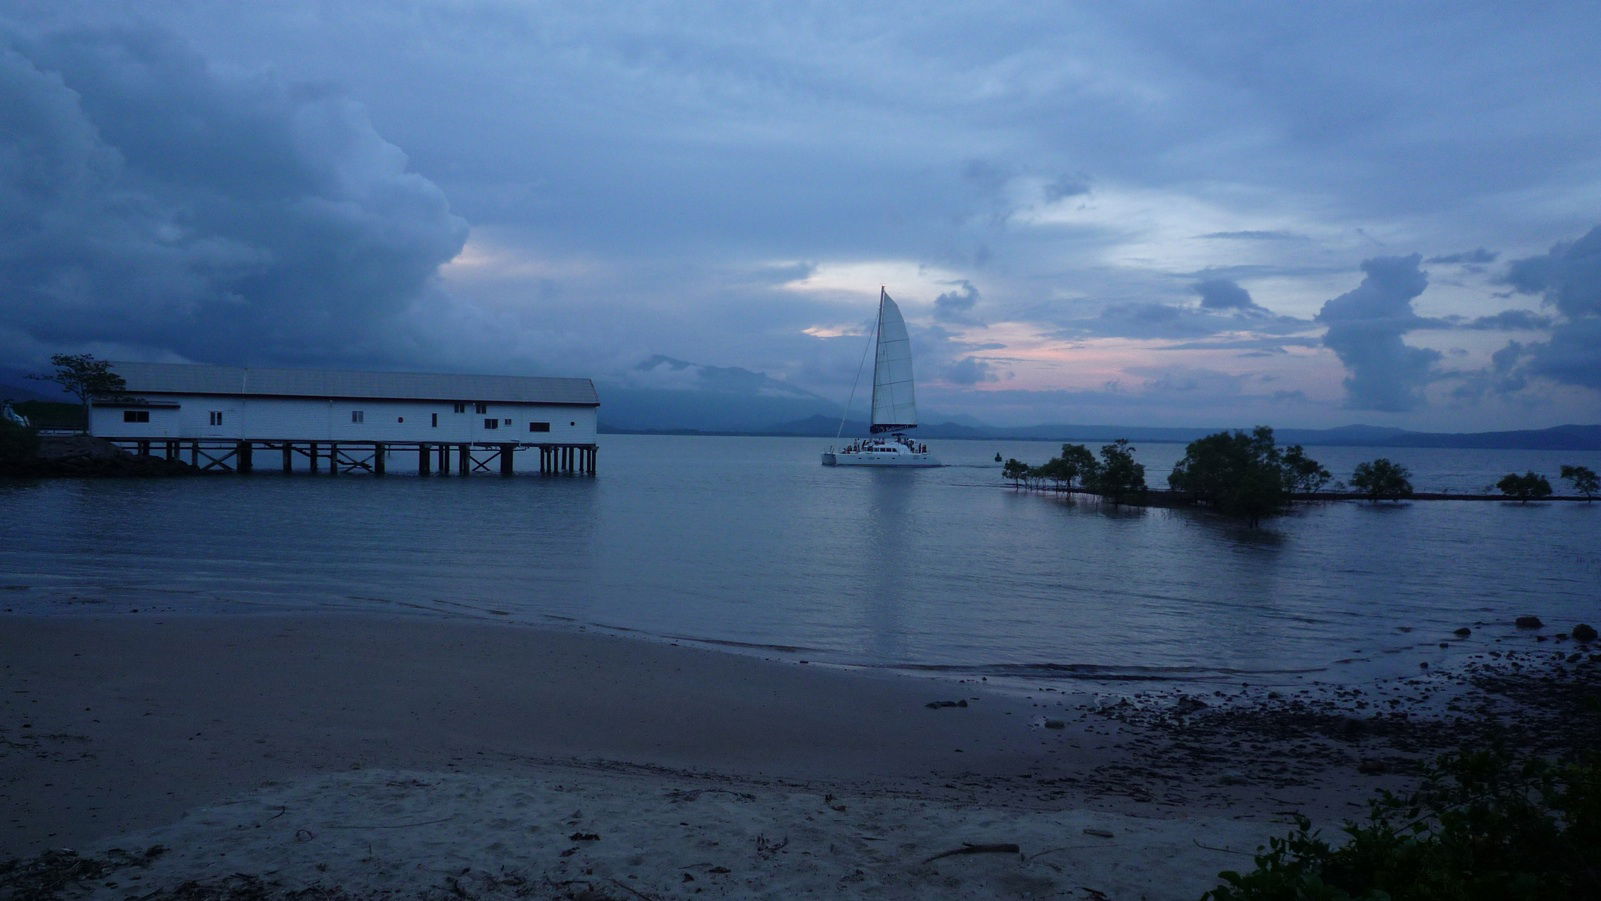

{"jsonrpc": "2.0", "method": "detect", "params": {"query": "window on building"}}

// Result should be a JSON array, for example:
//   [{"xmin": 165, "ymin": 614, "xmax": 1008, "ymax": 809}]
[
  {"xmin": 209, "ymin": 411, "xmax": 223, "ymax": 426},
  {"xmin": 431, "ymin": 413, "xmax": 438, "ymax": 427},
  {"xmin": 529, "ymin": 421, "xmax": 550, "ymax": 433},
  {"xmin": 475, "ymin": 403, "xmax": 487, "ymax": 414},
  {"xmin": 503, "ymin": 418, "xmax": 511, "ymax": 426},
  {"xmin": 483, "ymin": 418, "xmax": 499, "ymax": 430},
  {"xmin": 351, "ymin": 410, "xmax": 365, "ymax": 423},
  {"xmin": 123, "ymin": 410, "xmax": 150, "ymax": 423},
  {"xmin": 453, "ymin": 402, "xmax": 465, "ymax": 414}
]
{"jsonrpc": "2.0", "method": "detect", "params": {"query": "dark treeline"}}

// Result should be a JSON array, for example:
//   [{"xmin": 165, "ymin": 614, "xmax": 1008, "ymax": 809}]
[{"xmin": 1004, "ymin": 426, "xmax": 1599, "ymax": 525}]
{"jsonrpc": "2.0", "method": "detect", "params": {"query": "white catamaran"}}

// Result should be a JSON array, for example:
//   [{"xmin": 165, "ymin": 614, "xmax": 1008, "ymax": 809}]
[{"xmin": 821, "ymin": 288, "xmax": 939, "ymax": 467}]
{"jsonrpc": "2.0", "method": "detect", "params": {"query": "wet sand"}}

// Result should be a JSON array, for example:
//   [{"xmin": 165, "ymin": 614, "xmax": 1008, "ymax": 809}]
[{"xmin": 2, "ymin": 613, "xmax": 1594, "ymax": 898}]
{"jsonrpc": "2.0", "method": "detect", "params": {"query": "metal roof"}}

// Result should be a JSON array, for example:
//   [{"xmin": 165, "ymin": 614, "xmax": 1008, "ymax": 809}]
[{"xmin": 106, "ymin": 362, "xmax": 599, "ymax": 406}]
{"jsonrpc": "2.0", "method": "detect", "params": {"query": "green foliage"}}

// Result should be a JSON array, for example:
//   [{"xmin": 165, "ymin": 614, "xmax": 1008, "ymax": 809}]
[
  {"xmin": 1560, "ymin": 464, "xmax": 1599, "ymax": 501},
  {"xmin": 1351, "ymin": 458, "xmax": 1414, "ymax": 503},
  {"xmin": 0, "ymin": 418, "xmax": 40, "ymax": 465},
  {"xmin": 1168, "ymin": 426, "xmax": 1285, "ymax": 525},
  {"xmin": 1497, "ymin": 471, "xmax": 1553, "ymax": 503},
  {"xmin": 1205, "ymin": 749, "xmax": 1601, "ymax": 900},
  {"xmin": 1167, "ymin": 427, "xmax": 1331, "ymax": 525},
  {"xmin": 1282, "ymin": 444, "xmax": 1333, "ymax": 494},
  {"xmin": 31, "ymin": 353, "xmax": 126, "ymax": 422},
  {"xmin": 1027, "ymin": 443, "xmax": 1099, "ymax": 490},
  {"xmin": 1087, "ymin": 438, "xmax": 1146, "ymax": 503},
  {"xmin": 1001, "ymin": 458, "xmax": 1030, "ymax": 486}
]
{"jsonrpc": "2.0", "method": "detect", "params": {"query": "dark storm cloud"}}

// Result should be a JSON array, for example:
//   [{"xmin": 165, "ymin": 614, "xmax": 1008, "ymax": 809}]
[
  {"xmin": 1192, "ymin": 278, "xmax": 1259, "ymax": 310},
  {"xmin": 1426, "ymin": 247, "xmax": 1497, "ymax": 265},
  {"xmin": 1502, "ymin": 225, "xmax": 1601, "ymax": 319},
  {"xmin": 1314, "ymin": 254, "xmax": 1441, "ymax": 411},
  {"xmin": 933, "ymin": 280, "xmax": 982, "ymax": 324},
  {"xmin": 1494, "ymin": 225, "xmax": 1601, "ymax": 392},
  {"xmin": 0, "ymin": 26, "xmax": 466, "ymax": 366}
]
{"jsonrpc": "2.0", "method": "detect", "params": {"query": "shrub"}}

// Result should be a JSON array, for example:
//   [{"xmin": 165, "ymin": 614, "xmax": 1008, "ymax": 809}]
[{"xmin": 1205, "ymin": 749, "xmax": 1601, "ymax": 900}]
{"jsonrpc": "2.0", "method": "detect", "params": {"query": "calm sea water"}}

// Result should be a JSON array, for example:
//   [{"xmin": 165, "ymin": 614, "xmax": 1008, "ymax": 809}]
[{"xmin": 3, "ymin": 436, "xmax": 1598, "ymax": 693}]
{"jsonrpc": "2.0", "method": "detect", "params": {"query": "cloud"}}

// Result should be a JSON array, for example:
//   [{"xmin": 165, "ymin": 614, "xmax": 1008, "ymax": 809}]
[
  {"xmin": 945, "ymin": 356, "xmax": 1000, "ymax": 385},
  {"xmin": 1463, "ymin": 309, "xmax": 1551, "ymax": 331},
  {"xmin": 1501, "ymin": 226, "xmax": 1601, "ymax": 319},
  {"xmin": 1495, "ymin": 225, "xmax": 1601, "ymax": 393},
  {"xmin": 1314, "ymin": 254, "xmax": 1441, "ymax": 411},
  {"xmin": 1051, "ymin": 292, "xmax": 1310, "ymax": 342},
  {"xmin": 1162, "ymin": 336, "xmax": 1322, "ymax": 352},
  {"xmin": 1042, "ymin": 174, "xmax": 1090, "ymax": 202},
  {"xmin": 1197, "ymin": 230, "xmax": 1308, "ymax": 242},
  {"xmin": 932, "ymin": 280, "xmax": 982, "ymax": 324},
  {"xmin": 630, "ymin": 354, "xmax": 826, "ymax": 398},
  {"xmin": 1426, "ymin": 247, "xmax": 1497, "ymax": 265},
  {"xmin": 1126, "ymin": 365, "xmax": 1245, "ymax": 395},
  {"xmin": 0, "ymin": 25, "xmax": 467, "ymax": 367},
  {"xmin": 1192, "ymin": 278, "xmax": 1259, "ymax": 310}
]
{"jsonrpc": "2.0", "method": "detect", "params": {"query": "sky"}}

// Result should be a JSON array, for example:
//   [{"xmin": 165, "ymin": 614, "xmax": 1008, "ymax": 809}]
[{"xmin": 3, "ymin": 1, "xmax": 1600, "ymax": 431}]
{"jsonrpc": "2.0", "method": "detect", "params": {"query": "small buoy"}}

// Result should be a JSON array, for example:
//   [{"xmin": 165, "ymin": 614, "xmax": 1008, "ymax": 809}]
[{"xmin": 994, "ymin": 452, "xmax": 1002, "ymax": 462}]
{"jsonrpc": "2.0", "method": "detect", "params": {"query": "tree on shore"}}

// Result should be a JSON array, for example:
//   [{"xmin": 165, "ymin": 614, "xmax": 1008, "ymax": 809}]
[
  {"xmin": 1167, "ymin": 426, "xmax": 1332, "ymax": 525},
  {"xmin": 1029, "ymin": 443, "xmax": 1098, "ymax": 491},
  {"xmin": 1497, "ymin": 471, "xmax": 1552, "ymax": 503},
  {"xmin": 1087, "ymin": 438, "xmax": 1146, "ymax": 503},
  {"xmin": 1281, "ymin": 445, "xmax": 1332, "ymax": 495},
  {"xmin": 1350, "ymin": 458, "xmax": 1413, "ymax": 503},
  {"xmin": 1002, "ymin": 458, "xmax": 1029, "ymax": 487},
  {"xmin": 1560, "ymin": 464, "xmax": 1598, "ymax": 501},
  {"xmin": 1168, "ymin": 426, "xmax": 1285, "ymax": 525},
  {"xmin": 30, "ymin": 354, "xmax": 126, "ymax": 429}
]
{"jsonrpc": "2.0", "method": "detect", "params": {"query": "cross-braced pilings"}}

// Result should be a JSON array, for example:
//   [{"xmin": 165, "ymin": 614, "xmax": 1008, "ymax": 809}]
[{"xmin": 103, "ymin": 438, "xmax": 597, "ymax": 476}]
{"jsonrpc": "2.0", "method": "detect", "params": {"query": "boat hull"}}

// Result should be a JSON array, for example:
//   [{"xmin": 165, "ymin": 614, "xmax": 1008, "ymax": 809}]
[{"xmin": 821, "ymin": 451, "xmax": 940, "ymax": 467}]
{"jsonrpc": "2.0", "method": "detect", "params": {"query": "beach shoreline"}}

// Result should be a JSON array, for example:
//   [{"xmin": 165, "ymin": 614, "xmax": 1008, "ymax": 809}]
[{"xmin": 3, "ymin": 612, "xmax": 1594, "ymax": 898}]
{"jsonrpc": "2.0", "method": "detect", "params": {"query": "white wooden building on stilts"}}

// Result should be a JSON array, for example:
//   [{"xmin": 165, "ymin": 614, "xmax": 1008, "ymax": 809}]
[{"xmin": 89, "ymin": 362, "xmax": 600, "ymax": 475}]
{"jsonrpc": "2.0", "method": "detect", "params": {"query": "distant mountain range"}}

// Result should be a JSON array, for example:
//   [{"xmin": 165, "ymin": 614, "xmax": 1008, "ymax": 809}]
[
  {"xmin": 8, "ymin": 362, "xmax": 1597, "ymax": 451},
  {"xmin": 610, "ymin": 415, "xmax": 1601, "ymax": 451}
]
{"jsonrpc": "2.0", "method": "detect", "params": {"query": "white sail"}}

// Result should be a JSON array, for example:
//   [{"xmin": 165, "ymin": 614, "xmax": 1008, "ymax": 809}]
[{"xmin": 870, "ymin": 290, "xmax": 917, "ymax": 432}]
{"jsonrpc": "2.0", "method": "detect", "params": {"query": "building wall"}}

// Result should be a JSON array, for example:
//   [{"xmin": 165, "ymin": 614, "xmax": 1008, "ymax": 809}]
[{"xmin": 91, "ymin": 396, "xmax": 598, "ymax": 444}]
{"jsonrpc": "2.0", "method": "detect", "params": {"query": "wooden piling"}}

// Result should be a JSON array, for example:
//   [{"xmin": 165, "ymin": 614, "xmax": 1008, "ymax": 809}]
[
  {"xmin": 374, "ymin": 443, "xmax": 386, "ymax": 475},
  {"xmin": 500, "ymin": 443, "xmax": 515, "ymax": 475}
]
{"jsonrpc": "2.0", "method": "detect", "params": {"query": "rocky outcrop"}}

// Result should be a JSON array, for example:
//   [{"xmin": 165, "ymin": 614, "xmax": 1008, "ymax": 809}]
[{"xmin": 0, "ymin": 436, "xmax": 199, "ymax": 477}]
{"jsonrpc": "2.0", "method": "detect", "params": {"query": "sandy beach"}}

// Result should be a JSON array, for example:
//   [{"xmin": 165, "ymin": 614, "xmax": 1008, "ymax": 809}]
[{"xmin": 3, "ymin": 613, "xmax": 1595, "ymax": 899}]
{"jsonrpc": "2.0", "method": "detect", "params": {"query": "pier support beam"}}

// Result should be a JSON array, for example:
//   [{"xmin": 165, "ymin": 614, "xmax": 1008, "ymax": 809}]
[
  {"xmin": 374, "ymin": 443, "xmax": 386, "ymax": 475},
  {"xmin": 237, "ymin": 441, "xmax": 253, "ymax": 473},
  {"xmin": 418, "ymin": 443, "xmax": 431, "ymax": 475},
  {"xmin": 500, "ymin": 443, "xmax": 515, "ymax": 476},
  {"xmin": 457, "ymin": 444, "xmax": 469, "ymax": 475}
]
